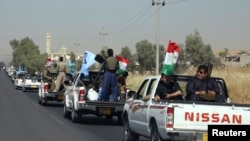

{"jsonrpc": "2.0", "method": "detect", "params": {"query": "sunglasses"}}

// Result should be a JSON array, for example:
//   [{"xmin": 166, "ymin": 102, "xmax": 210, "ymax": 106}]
[{"xmin": 196, "ymin": 70, "xmax": 205, "ymax": 74}]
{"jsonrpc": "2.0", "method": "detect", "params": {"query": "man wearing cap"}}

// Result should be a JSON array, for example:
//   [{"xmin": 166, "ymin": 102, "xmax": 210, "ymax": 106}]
[
  {"xmin": 53, "ymin": 56, "xmax": 67, "ymax": 92},
  {"xmin": 43, "ymin": 64, "xmax": 55, "ymax": 91},
  {"xmin": 154, "ymin": 73, "xmax": 184, "ymax": 101}
]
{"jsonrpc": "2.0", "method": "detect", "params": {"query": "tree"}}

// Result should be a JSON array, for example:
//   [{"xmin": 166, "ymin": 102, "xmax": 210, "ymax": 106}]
[
  {"xmin": 120, "ymin": 46, "xmax": 136, "ymax": 72},
  {"xmin": 175, "ymin": 44, "xmax": 188, "ymax": 74},
  {"xmin": 184, "ymin": 29, "xmax": 221, "ymax": 68},
  {"xmin": 135, "ymin": 40, "xmax": 155, "ymax": 74},
  {"xmin": 10, "ymin": 37, "xmax": 45, "ymax": 73}
]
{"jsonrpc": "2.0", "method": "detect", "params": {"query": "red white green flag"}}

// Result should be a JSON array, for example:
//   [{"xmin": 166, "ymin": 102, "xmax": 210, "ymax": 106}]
[
  {"xmin": 161, "ymin": 40, "xmax": 180, "ymax": 75},
  {"xmin": 115, "ymin": 55, "xmax": 129, "ymax": 75}
]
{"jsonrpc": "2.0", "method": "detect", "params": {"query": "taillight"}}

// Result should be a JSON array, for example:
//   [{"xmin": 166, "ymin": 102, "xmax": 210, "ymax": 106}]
[
  {"xmin": 44, "ymin": 83, "xmax": 48, "ymax": 93},
  {"xmin": 78, "ymin": 88, "xmax": 85, "ymax": 102},
  {"xmin": 166, "ymin": 107, "xmax": 174, "ymax": 128}
]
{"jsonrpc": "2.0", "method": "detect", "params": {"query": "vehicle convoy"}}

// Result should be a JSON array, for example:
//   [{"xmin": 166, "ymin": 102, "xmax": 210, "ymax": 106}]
[
  {"xmin": 63, "ymin": 71, "xmax": 125, "ymax": 124},
  {"xmin": 122, "ymin": 75, "xmax": 250, "ymax": 141},
  {"xmin": 38, "ymin": 72, "xmax": 73, "ymax": 106}
]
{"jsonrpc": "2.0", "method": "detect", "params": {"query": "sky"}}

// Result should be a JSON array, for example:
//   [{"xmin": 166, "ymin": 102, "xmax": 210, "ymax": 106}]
[{"xmin": 0, "ymin": 0, "xmax": 249, "ymax": 64}]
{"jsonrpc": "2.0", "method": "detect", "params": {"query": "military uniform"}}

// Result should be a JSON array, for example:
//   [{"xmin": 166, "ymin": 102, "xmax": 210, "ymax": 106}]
[
  {"xmin": 43, "ymin": 68, "xmax": 55, "ymax": 91},
  {"xmin": 54, "ymin": 61, "xmax": 67, "ymax": 92}
]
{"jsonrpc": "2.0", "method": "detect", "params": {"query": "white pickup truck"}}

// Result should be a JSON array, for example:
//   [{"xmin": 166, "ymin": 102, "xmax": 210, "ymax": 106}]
[
  {"xmin": 38, "ymin": 73, "xmax": 73, "ymax": 106},
  {"xmin": 122, "ymin": 75, "xmax": 250, "ymax": 141},
  {"xmin": 63, "ymin": 71, "xmax": 125, "ymax": 124}
]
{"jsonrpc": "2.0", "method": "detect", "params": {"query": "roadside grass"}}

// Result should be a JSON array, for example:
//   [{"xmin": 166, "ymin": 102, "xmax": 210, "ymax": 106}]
[{"xmin": 127, "ymin": 67, "xmax": 250, "ymax": 104}]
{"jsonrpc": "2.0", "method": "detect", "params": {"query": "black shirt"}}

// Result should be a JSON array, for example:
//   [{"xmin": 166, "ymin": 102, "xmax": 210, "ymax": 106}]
[{"xmin": 155, "ymin": 80, "xmax": 183, "ymax": 100}]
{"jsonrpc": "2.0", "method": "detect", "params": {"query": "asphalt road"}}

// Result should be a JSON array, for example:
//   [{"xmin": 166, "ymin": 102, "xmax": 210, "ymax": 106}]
[
  {"xmin": 0, "ymin": 70, "xmax": 128, "ymax": 141},
  {"xmin": 0, "ymin": 70, "xmax": 150, "ymax": 141}
]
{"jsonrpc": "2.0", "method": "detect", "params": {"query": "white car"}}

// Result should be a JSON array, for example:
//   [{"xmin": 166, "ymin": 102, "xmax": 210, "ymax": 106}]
[
  {"xmin": 22, "ymin": 73, "xmax": 41, "ymax": 92},
  {"xmin": 14, "ymin": 73, "xmax": 25, "ymax": 89}
]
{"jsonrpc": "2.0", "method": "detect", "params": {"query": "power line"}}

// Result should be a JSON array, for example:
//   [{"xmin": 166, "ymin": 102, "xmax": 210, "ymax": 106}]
[
  {"xmin": 99, "ymin": 27, "xmax": 108, "ymax": 47},
  {"xmin": 106, "ymin": 2, "xmax": 152, "ymax": 30}
]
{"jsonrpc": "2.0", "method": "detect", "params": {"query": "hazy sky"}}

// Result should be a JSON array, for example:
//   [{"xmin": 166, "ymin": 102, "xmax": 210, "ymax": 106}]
[{"xmin": 1, "ymin": 0, "xmax": 249, "ymax": 63}]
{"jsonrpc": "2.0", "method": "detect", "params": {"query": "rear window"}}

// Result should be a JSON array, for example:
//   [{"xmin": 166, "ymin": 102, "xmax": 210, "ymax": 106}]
[{"xmin": 25, "ymin": 74, "xmax": 38, "ymax": 79}]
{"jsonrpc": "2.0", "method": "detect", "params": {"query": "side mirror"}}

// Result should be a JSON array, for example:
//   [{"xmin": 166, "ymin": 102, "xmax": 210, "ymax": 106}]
[
  {"xmin": 64, "ymin": 80, "xmax": 72, "ymax": 86},
  {"xmin": 126, "ymin": 90, "xmax": 136, "ymax": 100}
]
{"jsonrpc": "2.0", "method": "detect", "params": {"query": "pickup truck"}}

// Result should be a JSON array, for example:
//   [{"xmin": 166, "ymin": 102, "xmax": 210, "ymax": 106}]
[
  {"xmin": 38, "ymin": 73, "xmax": 73, "ymax": 106},
  {"xmin": 63, "ymin": 71, "xmax": 125, "ymax": 124},
  {"xmin": 122, "ymin": 75, "xmax": 250, "ymax": 141}
]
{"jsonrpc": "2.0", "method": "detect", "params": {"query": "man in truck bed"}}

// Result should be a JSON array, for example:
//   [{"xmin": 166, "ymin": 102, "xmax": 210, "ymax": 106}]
[
  {"xmin": 186, "ymin": 65, "xmax": 225, "ymax": 102},
  {"xmin": 154, "ymin": 73, "xmax": 184, "ymax": 101},
  {"xmin": 42, "ymin": 63, "xmax": 55, "ymax": 91}
]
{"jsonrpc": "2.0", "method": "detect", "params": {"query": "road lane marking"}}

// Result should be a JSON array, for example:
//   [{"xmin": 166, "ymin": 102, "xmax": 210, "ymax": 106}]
[
  {"xmin": 32, "ymin": 101, "xmax": 39, "ymax": 107},
  {"xmin": 50, "ymin": 115, "xmax": 65, "ymax": 125}
]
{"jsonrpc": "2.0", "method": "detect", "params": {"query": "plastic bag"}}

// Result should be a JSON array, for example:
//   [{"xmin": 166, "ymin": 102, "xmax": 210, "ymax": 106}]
[{"xmin": 87, "ymin": 88, "xmax": 98, "ymax": 101}]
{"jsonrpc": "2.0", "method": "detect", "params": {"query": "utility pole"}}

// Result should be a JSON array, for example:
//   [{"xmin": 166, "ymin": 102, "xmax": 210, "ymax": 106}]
[
  {"xmin": 152, "ymin": 0, "xmax": 165, "ymax": 75},
  {"xmin": 100, "ymin": 27, "xmax": 108, "ymax": 48}
]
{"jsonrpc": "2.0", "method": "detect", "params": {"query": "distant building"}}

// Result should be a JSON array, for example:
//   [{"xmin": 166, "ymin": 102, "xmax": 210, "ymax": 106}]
[
  {"xmin": 224, "ymin": 54, "xmax": 250, "ymax": 67},
  {"xmin": 45, "ymin": 30, "xmax": 82, "ymax": 62}
]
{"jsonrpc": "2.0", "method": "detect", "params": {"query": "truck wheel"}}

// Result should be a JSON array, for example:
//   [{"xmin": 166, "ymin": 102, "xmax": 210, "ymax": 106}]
[
  {"xmin": 124, "ymin": 117, "xmax": 139, "ymax": 141},
  {"xmin": 71, "ymin": 105, "xmax": 80, "ymax": 123},
  {"xmin": 38, "ymin": 97, "xmax": 41, "ymax": 104},
  {"xmin": 150, "ymin": 123, "xmax": 161, "ymax": 141},
  {"xmin": 41, "ymin": 98, "xmax": 47, "ymax": 106},
  {"xmin": 22, "ymin": 87, "xmax": 26, "ymax": 92},
  {"xmin": 117, "ymin": 114, "xmax": 123, "ymax": 125},
  {"xmin": 63, "ymin": 103, "xmax": 71, "ymax": 118}
]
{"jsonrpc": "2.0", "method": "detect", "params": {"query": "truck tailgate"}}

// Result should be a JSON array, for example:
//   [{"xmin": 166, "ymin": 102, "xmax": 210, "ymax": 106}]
[{"xmin": 172, "ymin": 102, "xmax": 250, "ymax": 131}]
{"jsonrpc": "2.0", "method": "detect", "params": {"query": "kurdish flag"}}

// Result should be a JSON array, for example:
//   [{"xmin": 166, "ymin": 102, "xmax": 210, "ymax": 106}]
[
  {"xmin": 161, "ymin": 40, "xmax": 180, "ymax": 76},
  {"xmin": 115, "ymin": 55, "xmax": 129, "ymax": 75},
  {"xmin": 80, "ymin": 51, "xmax": 96, "ymax": 76}
]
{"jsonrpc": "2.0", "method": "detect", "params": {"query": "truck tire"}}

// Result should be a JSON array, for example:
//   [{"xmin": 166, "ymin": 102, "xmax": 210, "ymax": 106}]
[
  {"xmin": 117, "ymin": 114, "xmax": 123, "ymax": 125},
  {"xmin": 150, "ymin": 122, "xmax": 162, "ymax": 141},
  {"xmin": 41, "ymin": 98, "xmax": 47, "ymax": 106},
  {"xmin": 63, "ymin": 103, "xmax": 71, "ymax": 119},
  {"xmin": 71, "ymin": 104, "xmax": 80, "ymax": 123},
  {"xmin": 124, "ymin": 116, "xmax": 139, "ymax": 141},
  {"xmin": 38, "ymin": 97, "xmax": 41, "ymax": 104},
  {"xmin": 22, "ymin": 86, "xmax": 26, "ymax": 92}
]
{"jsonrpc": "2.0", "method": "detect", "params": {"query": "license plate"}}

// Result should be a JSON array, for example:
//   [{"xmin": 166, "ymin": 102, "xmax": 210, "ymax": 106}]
[
  {"xmin": 31, "ymin": 85, "xmax": 37, "ymax": 88},
  {"xmin": 57, "ymin": 95, "xmax": 64, "ymax": 100},
  {"xmin": 99, "ymin": 107, "xmax": 111, "ymax": 115},
  {"xmin": 202, "ymin": 133, "xmax": 208, "ymax": 141}
]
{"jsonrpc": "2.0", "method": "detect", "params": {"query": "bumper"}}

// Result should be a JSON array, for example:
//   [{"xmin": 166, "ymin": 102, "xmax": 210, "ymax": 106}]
[
  {"xmin": 43, "ymin": 92, "xmax": 64, "ymax": 101},
  {"xmin": 76, "ymin": 102, "xmax": 124, "ymax": 116}
]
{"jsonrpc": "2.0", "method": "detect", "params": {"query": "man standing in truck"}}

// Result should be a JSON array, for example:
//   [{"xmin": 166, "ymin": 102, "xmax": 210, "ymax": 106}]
[
  {"xmin": 53, "ymin": 56, "xmax": 67, "ymax": 92},
  {"xmin": 99, "ymin": 48, "xmax": 120, "ymax": 101},
  {"xmin": 186, "ymin": 65, "xmax": 225, "ymax": 102}
]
